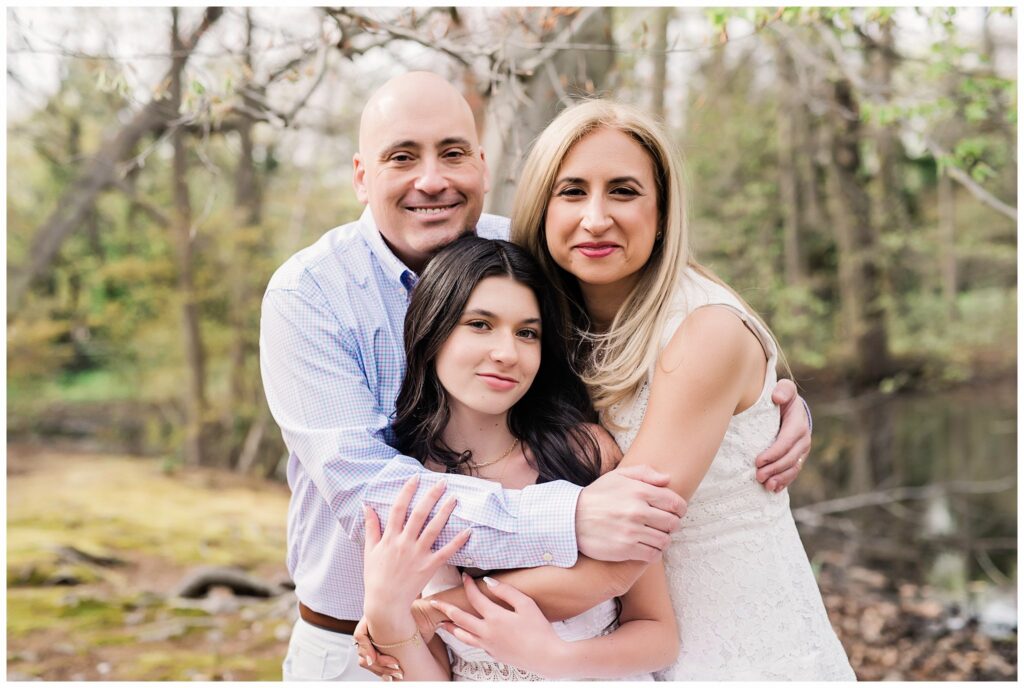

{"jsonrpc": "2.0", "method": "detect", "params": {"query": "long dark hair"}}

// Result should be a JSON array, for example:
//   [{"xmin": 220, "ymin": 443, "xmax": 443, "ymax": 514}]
[{"xmin": 392, "ymin": 235, "xmax": 601, "ymax": 487}]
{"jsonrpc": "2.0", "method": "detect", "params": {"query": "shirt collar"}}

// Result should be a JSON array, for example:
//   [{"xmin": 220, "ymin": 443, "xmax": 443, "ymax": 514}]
[{"xmin": 356, "ymin": 207, "xmax": 418, "ymax": 292}]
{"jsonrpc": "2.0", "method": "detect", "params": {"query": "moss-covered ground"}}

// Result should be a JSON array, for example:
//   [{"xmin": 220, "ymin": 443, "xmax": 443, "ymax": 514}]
[{"xmin": 7, "ymin": 443, "xmax": 294, "ymax": 680}]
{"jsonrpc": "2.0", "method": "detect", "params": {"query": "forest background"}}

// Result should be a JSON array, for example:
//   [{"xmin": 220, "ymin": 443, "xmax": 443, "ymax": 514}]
[{"xmin": 6, "ymin": 5, "xmax": 1017, "ymax": 681}]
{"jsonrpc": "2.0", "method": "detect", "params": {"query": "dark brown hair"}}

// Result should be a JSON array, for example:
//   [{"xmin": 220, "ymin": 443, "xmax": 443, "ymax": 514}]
[{"xmin": 391, "ymin": 235, "xmax": 601, "ymax": 486}]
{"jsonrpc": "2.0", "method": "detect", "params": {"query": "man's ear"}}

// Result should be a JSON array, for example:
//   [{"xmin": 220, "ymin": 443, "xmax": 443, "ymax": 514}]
[
  {"xmin": 352, "ymin": 153, "xmax": 369, "ymax": 204},
  {"xmin": 479, "ymin": 147, "xmax": 490, "ymax": 194}
]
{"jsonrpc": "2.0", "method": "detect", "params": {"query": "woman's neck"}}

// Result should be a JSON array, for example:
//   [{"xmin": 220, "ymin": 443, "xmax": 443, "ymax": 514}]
[
  {"xmin": 442, "ymin": 406, "xmax": 516, "ymax": 461},
  {"xmin": 579, "ymin": 279, "xmax": 637, "ymax": 333}
]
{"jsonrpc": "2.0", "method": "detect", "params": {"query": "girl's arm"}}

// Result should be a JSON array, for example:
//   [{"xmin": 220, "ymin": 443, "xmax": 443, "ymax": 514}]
[
  {"xmin": 361, "ymin": 475, "xmax": 471, "ymax": 681},
  {"xmin": 430, "ymin": 563, "xmax": 678, "ymax": 679}
]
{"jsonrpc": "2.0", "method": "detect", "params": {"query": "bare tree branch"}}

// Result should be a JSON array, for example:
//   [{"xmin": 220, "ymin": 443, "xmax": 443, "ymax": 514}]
[
  {"xmin": 793, "ymin": 476, "xmax": 1015, "ymax": 527},
  {"xmin": 326, "ymin": 7, "xmax": 490, "ymax": 67}
]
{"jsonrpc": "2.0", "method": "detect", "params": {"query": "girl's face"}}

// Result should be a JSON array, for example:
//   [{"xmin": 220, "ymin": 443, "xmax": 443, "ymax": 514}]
[
  {"xmin": 435, "ymin": 276, "xmax": 543, "ymax": 418},
  {"xmin": 543, "ymin": 127, "xmax": 659, "ymax": 295}
]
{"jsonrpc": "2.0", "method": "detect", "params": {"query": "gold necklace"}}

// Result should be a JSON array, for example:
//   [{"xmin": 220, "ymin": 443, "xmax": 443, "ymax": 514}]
[{"xmin": 466, "ymin": 437, "xmax": 520, "ymax": 469}]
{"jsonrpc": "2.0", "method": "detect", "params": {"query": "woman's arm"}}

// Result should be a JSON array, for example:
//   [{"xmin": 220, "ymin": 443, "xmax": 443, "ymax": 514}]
[
  {"xmin": 619, "ymin": 305, "xmax": 770, "ymax": 500},
  {"xmin": 429, "ymin": 563, "xmax": 678, "ymax": 679}
]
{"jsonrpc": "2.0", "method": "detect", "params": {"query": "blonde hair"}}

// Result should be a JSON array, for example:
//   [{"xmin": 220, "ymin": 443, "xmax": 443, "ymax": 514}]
[{"xmin": 510, "ymin": 99, "xmax": 788, "ymax": 420}]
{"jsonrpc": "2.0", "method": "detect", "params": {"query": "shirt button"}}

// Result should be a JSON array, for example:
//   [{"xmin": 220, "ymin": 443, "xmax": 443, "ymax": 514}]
[
  {"xmin": 542, "ymin": 553, "xmax": 554, "ymax": 563},
  {"xmin": 465, "ymin": 558, "xmax": 474, "ymax": 566}
]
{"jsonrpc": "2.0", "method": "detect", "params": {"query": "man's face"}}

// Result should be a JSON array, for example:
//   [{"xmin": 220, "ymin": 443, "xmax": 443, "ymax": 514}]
[{"xmin": 353, "ymin": 95, "xmax": 489, "ymax": 273}]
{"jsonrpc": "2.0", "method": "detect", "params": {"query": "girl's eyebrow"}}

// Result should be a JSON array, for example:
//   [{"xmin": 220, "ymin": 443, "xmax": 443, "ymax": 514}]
[{"xmin": 464, "ymin": 308, "xmax": 541, "ymax": 324}]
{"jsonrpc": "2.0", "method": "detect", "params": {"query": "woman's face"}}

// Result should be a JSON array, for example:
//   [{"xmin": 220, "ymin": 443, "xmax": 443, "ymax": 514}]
[
  {"xmin": 435, "ymin": 276, "xmax": 542, "ymax": 419},
  {"xmin": 544, "ymin": 127, "xmax": 659, "ymax": 295}
]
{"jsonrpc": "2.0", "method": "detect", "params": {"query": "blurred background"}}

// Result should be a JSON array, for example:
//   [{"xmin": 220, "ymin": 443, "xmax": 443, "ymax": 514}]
[{"xmin": 6, "ymin": 6, "xmax": 1016, "ymax": 681}]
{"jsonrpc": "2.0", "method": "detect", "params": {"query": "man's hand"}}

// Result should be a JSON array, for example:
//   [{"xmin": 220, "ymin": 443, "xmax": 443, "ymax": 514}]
[
  {"xmin": 575, "ymin": 465, "xmax": 686, "ymax": 562},
  {"xmin": 755, "ymin": 379, "xmax": 812, "ymax": 492},
  {"xmin": 354, "ymin": 601, "xmax": 439, "ymax": 679}
]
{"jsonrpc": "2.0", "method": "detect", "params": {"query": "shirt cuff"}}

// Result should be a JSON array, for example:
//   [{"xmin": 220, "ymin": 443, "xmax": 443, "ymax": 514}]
[{"xmin": 509, "ymin": 480, "xmax": 583, "ymax": 568}]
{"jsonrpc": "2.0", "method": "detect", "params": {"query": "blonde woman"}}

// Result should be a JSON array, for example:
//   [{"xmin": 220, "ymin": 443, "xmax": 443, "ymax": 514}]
[{"xmin": 498, "ymin": 100, "xmax": 855, "ymax": 680}]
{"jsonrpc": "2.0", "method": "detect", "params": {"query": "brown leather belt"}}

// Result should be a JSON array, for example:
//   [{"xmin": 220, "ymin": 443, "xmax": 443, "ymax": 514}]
[{"xmin": 299, "ymin": 601, "xmax": 359, "ymax": 635}]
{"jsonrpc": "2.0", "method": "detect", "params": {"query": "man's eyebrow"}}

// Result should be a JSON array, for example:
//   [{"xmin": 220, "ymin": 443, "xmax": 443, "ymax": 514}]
[
  {"xmin": 438, "ymin": 137, "xmax": 474, "ymax": 148},
  {"xmin": 379, "ymin": 139, "xmax": 421, "ymax": 155}
]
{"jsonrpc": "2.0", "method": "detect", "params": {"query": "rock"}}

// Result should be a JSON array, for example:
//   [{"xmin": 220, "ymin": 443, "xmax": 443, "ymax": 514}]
[
  {"xmin": 174, "ymin": 566, "xmax": 279, "ymax": 599},
  {"xmin": 275, "ymin": 623, "xmax": 292, "ymax": 641},
  {"xmin": 6, "ymin": 672, "xmax": 36, "ymax": 681},
  {"xmin": 52, "ymin": 544, "xmax": 125, "ymax": 567},
  {"xmin": 53, "ymin": 642, "xmax": 76, "ymax": 655},
  {"xmin": 137, "ymin": 620, "xmax": 189, "ymax": 643},
  {"xmin": 200, "ymin": 586, "xmax": 240, "ymax": 615}
]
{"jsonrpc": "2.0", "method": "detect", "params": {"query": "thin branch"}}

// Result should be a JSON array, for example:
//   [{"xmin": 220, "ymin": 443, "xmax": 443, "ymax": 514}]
[
  {"xmin": 327, "ymin": 8, "xmax": 489, "ymax": 67},
  {"xmin": 793, "ymin": 477, "xmax": 1015, "ymax": 526},
  {"xmin": 924, "ymin": 137, "xmax": 1018, "ymax": 222}
]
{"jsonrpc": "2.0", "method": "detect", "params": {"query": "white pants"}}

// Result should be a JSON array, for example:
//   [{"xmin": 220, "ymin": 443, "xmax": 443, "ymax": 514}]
[{"xmin": 282, "ymin": 617, "xmax": 379, "ymax": 681}]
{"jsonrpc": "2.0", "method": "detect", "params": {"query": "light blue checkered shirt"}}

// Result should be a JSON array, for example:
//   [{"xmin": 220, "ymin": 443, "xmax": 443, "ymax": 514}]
[{"xmin": 260, "ymin": 208, "xmax": 583, "ymax": 620}]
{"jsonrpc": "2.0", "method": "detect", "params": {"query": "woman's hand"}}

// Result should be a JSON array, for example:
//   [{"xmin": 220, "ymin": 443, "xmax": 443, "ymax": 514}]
[
  {"xmin": 362, "ymin": 474, "xmax": 472, "ymax": 631},
  {"xmin": 429, "ymin": 573, "xmax": 572, "ymax": 679}
]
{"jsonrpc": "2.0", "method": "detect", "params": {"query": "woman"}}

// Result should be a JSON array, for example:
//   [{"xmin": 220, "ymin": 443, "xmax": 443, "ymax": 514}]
[
  {"xmin": 360, "ymin": 236, "xmax": 679, "ymax": 680},
  {"xmin": 501, "ymin": 99, "xmax": 856, "ymax": 680}
]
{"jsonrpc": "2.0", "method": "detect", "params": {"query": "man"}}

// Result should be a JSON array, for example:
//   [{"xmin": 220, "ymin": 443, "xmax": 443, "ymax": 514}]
[{"xmin": 261, "ymin": 71, "xmax": 811, "ymax": 681}]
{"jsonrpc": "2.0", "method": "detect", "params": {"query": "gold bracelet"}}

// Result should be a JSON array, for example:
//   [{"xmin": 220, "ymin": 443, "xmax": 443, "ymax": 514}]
[{"xmin": 369, "ymin": 629, "xmax": 422, "ymax": 650}]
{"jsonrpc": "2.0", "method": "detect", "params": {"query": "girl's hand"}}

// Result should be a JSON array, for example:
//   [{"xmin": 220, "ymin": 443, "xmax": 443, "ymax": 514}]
[
  {"xmin": 362, "ymin": 475, "xmax": 472, "ymax": 625},
  {"xmin": 430, "ymin": 573, "xmax": 572, "ymax": 679}
]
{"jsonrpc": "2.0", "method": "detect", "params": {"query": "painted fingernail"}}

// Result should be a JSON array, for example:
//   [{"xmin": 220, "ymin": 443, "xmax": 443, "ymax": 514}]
[
  {"xmin": 483, "ymin": 576, "xmax": 498, "ymax": 587},
  {"xmin": 429, "ymin": 599, "xmax": 441, "ymax": 608},
  {"xmin": 395, "ymin": 673, "xmax": 404, "ymax": 681},
  {"xmin": 387, "ymin": 664, "xmax": 401, "ymax": 670}
]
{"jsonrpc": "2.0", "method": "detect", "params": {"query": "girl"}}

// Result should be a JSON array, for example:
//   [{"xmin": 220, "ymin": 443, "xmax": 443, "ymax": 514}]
[{"xmin": 359, "ymin": 236, "xmax": 678, "ymax": 680}]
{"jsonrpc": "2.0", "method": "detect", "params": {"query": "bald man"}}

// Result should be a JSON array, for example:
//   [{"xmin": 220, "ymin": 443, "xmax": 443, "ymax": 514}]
[{"xmin": 260, "ymin": 72, "xmax": 811, "ymax": 680}]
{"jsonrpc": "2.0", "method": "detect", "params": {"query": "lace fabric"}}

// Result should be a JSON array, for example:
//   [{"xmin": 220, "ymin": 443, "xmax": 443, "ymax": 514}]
[{"xmin": 607, "ymin": 269, "xmax": 856, "ymax": 681}]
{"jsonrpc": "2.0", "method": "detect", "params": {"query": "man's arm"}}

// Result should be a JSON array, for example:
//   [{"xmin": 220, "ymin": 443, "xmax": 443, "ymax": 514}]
[{"xmin": 260, "ymin": 280, "xmax": 582, "ymax": 570}]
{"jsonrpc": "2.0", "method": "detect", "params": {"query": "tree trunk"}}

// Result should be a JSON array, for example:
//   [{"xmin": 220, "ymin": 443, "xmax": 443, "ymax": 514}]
[
  {"xmin": 649, "ymin": 7, "xmax": 672, "ymax": 121},
  {"xmin": 774, "ymin": 45, "xmax": 806, "ymax": 287},
  {"xmin": 170, "ymin": 8, "xmax": 207, "ymax": 467},
  {"xmin": 482, "ymin": 7, "xmax": 615, "ymax": 216},
  {"xmin": 8, "ymin": 7, "xmax": 223, "ymax": 312},
  {"xmin": 825, "ymin": 78, "xmax": 890, "ymax": 385},
  {"xmin": 938, "ymin": 170, "xmax": 957, "ymax": 318},
  {"xmin": 225, "ymin": 10, "xmax": 264, "ymax": 448},
  {"xmin": 868, "ymin": 20, "xmax": 910, "ymax": 234}
]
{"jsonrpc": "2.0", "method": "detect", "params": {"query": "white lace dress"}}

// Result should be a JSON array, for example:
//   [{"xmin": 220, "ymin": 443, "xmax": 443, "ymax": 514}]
[
  {"xmin": 607, "ymin": 268, "xmax": 856, "ymax": 681},
  {"xmin": 421, "ymin": 565, "xmax": 653, "ymax": 681}
]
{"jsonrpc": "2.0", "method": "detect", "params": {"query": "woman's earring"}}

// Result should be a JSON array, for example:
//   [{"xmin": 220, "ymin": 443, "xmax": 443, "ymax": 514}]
[{"xmin": 656, "ymin": 231, "xmax": 664, "ymax": 241}]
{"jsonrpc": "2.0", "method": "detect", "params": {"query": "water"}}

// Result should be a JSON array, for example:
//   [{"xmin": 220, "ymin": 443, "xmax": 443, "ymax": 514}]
[{"xmin": 790, "ymin": 381, "xmax": 1017, "ymax": 634}]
